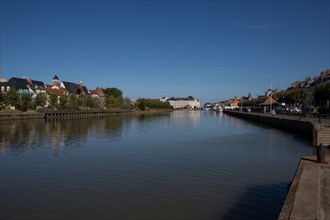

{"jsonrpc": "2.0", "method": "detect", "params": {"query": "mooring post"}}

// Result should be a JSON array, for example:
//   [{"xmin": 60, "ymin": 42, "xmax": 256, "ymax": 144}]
[{"xmin": 316, "ymin": 143, "xmax": 326, "ymax": 163}]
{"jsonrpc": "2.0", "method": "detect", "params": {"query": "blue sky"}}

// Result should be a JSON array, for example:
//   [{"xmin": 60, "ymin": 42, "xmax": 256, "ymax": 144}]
[{"xmin": 1, "ymin": 0, "xmax": 329, "ymax": 104}]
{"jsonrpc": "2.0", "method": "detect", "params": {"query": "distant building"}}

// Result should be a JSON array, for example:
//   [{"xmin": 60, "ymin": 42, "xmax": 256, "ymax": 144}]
[
  {"xmin": 46, "ymin": 75, "xmax": 89, "ymax": 96},
  {"xmin": 0, "ymin": 77, "xmax": 46, "ymax": 95},
  {"xmin": 160, "ymin": 96, "xmax": 200, "ymax": 109},
  {"xmin": 320, "ymin": 69, "xmax": 330, "ymax": 77},
  {"xmin": 228, "ymin": 97, "xmax": 240, "ymax": 109},
  {"xmin": 61, "ymin": 81, "xmax": 89, "ymax": 95},
  {"xmin": 46, "ymin": 75, "xmax": 69, "ymax": 95},
  {"xmin": 89, "ymin": 87, "xmax": 105, "ymax": 98},
  {"xmin": 0, "ymin": 81, "xmax": 11, "ymax": 93}
]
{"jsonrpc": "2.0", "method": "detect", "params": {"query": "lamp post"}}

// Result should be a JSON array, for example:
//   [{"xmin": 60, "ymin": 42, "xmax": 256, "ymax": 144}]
[{"xmin": 270, "ymin": 84, "xmax": 272, "ymax": 114}]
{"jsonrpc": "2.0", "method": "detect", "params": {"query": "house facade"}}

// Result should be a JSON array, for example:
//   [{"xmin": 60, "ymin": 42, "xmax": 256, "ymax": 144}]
[
  {"xmin": 45, "ymin": 75, "xmax": 89, "ymax": 96},
  {"xmin": 160, "ymin": 96, "xmax": 200, "ymax": 109},
  {"xmin": 0, "ymin": 77, "xmax": 46, "ymax": 95}
]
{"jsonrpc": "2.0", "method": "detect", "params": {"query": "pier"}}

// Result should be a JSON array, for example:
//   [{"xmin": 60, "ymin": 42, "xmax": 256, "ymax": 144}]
[{"xmin": 223, "ymin": 110, "xmax": 330, "ymax": 146}]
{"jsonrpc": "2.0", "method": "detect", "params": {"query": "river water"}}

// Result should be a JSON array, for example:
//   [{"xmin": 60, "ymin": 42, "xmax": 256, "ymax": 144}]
[{"xmin": 0, "ymin": 111, "xmax": 312, "ymax": 220}]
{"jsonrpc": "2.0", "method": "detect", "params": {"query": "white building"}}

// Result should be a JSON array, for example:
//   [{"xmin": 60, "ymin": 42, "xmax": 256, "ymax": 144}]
[{"xmin": 160, "ymin": 96, "xmax": 201, "ymax": 109}]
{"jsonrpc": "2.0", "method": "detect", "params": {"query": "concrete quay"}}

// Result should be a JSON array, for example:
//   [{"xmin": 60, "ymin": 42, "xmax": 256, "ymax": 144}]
[
  {"xmin": 278, "ymin": 156, "xmax": 330, "ymax": 220},
  {"xmin": 0, "ymin": 109, "xmax": 134, "ymax": 120},
  {"xmin": 223, "ymin": 110, "xmax": 330, "ymax": 146}
]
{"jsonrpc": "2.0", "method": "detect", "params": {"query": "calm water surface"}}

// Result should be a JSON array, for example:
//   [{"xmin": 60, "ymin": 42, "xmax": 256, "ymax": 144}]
[{"xmin": 0, "ymin": 111, "xmax": 312, "ymax": 220}]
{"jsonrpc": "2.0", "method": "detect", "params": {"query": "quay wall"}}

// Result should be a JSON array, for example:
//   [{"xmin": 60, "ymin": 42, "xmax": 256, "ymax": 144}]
[
  {"xmin": 0, "ymin": 109, "xmax": 134, "ymax": 121},
  {"xmin": 223, "ymin": 110, "xmax": 313, "ymax": 138},
  {"xmin": 0, "ymin": 113, "xmax": 44, "ymax": 120}
]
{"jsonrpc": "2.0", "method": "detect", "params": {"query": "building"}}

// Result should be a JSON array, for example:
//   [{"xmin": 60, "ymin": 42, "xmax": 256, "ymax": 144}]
[
  {"xmin": 160, "ymin": 96, "xmax": 200, "ymax": 109},
  {"xmin": 0, "ymin": 77, "xmax": 46, "ymax": 95},
  {"xmin": 89, "ymin": 87, "xmax": 105, "ymax": 98},
  {"xmin": 46, "ymin": 75, "xmax": 89, "ymax": 96},
  {"xmin": 61, "ymin": 81, "xmax": 89, "ymax": 96}
]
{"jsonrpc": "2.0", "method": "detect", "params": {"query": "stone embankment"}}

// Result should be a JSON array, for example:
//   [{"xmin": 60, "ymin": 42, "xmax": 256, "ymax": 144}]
[
  {"xmin": 0, "ymin": 109, "xmax": 134, "ymax": 120},
  {"xmin": 223, "ymin": 110, "xmax": 330, "ymax": 146}
]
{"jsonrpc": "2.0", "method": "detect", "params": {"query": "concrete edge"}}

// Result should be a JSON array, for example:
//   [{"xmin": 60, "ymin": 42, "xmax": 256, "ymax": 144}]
[{"xmin": 278, "ymin": 158, "xmax": 309, "ymax": 220}]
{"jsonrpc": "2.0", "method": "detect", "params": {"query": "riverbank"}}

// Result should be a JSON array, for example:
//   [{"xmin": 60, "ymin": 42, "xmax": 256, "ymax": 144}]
[
  {"xmin": 0, "ymin": 109, "xmax": 174, "ymax": 120},
  {"xmin": 223, "ymin": 110, "xmax": 330, "ymax": 146}
]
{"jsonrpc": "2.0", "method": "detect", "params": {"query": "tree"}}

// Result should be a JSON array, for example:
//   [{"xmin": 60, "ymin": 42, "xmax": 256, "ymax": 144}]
[
  {"xmin": 275, "ymin": 89, "xmax": 307, "ymax": 105},
  {"xmin": 49, "ymin": 94, "xmax": 58, "ymax": 108},
  {"xmin": 136, "ymin": 98, "xmax": 172, "ymax": 110},
  {"xmin": 78, "ymin": 94, "xmax": 85, "ymax": 106},
  {"xmin": 103, "ymin": 87, "xmax": 123, "ymax": 98},
  {"xmin": 0, "ymin": 92, "xmax": 4, "ymax": 108},
  {"xmin": 68, "ymin": 94, "xmax": 79, "ymax": 109},
  {"xmin": 313, "ymin": 81, "xmax": 330, "ymax": 106},
  {"xmin": 84, "ymin": 96, "xmax": 99, "ymax": 108},
  {"xmin": 4, "ymin": 88, "xmax": 19, "ymax": 108},
  {"xmin": 122, "ymin": 97, "xmax": 132, "ymax": 109},
  {"xmin": 105, "ymin": 96, "xmax": 119, "ymax": 108},
  {"xmin": 241, "ymin": 96, "xmax": 266, "ymax": 107},
  {"xmin": 59, "ymin": 95, "xmax": 67, "ymax": 109},
  {"xmin": 288, "ymin": 89, "xmax": 307, "ymax": 105},
  {"xmin": 34, "ymin": 93, "xmax": 47, "ymax": 109},
  {"xmin": 19, "ymin": 93, "xmax": 33, "ymax": 112},
  {"xmin": 137, "ymin": 99, "xmax": 146, "ymax": 111}
]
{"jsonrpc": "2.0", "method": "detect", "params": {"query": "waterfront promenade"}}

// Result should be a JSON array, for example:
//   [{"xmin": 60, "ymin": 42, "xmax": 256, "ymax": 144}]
[
  {"xmin": 278, "ymin": 156, "xmax": 330, "ymax": 220},
  {"xmin": 223, "ymin": 110, "xmax": 330, "ymax": 146}
]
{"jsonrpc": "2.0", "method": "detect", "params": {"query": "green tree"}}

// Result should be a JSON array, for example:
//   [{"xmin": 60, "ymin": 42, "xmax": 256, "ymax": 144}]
[
  {"xmin": 136, "ymin": 98, "xmax": 172, "ymax": 110},
  {"xmin": 105, "ymin": 96, "xmax": 119, "ymax": 108},
  {"xmin": 137, "ymin": 99, "xmax": 146, "ymax": 111},
  {"xmin": 0, "ymin": 92, "xmax": 4, "ymax": 108},
  {"xmin": 4, "ymin": 88, "xmax": 20, "ymax": 108},
  {"xmin": 78, "ymin": 94, "xmax": 86, "ymax": 106},
  {"xmin": 103, "ymin": 87, "xmax": 123, "ymax": 98},
  {"xmin": 49, "ymin": 94, "xmax": 58, "ymax": 108},
  {"xmin": 313, "ymin": 81, "xmax": 330, "ymax": 106},
  {"xmin": 59, "ymin": 95, "xmax": 68, "ymax": 109},
  {"xmin": 84, "ymin": 96, "xmax": 99, "ymax": 108},
  {"xmin": 19, "ymin": 93, "xmax": 33, "ymax": 112},
  {"xmin": 241, "ymin": 96, "xmax": 266, "ymax": 107},
  {"xmin": 122, "ymin": 97, "xmax": 132, "ymax": 109},
  {"xmin": 288, "ymin": 88, "xmax": 308, "ymax": 105},
  {"xmin": 68, "ymin": 94, "xmax": 79, "ymax": 109},
  {"xmin": 34, "ymin": 93, "xmax": 47, "ymax": 108},
  {"xmin": 275, "ymin": 89, "xmax": 307, "ymax": 105}
]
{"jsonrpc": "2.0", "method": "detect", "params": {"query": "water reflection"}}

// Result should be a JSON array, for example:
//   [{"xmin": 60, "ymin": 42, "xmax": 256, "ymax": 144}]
[
  {"xmin": 0, "ymin": 113, "xmax": 174, "ymax": 154},
  {"xmin": 170, "ymin": 110, "xmax": 200, "ymax": 125}
]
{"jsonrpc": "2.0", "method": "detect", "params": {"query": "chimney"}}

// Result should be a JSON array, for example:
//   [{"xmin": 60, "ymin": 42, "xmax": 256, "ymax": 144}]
[
  {"xmin": 80, "ymin": 81, "xmax": 83, "ymax": 87},
  {"xmin": 27, "ymin": 78, "xmax": 32, "ymax": 84}
]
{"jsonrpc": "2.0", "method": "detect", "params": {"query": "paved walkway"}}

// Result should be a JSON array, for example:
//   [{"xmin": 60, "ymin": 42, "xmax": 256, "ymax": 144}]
[
  {"xmin": 257, "ymin": 112, "xmax": 330, "ymax": 126},
  {"xmin": 279, "ymin": 155, "xmax": 330, "ymax": 220}
]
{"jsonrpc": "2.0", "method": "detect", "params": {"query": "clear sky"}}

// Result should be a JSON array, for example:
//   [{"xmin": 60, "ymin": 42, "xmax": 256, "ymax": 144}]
[{"xmin": 1, "ymin": 0, "xmax": 329, "ymax": 104}]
